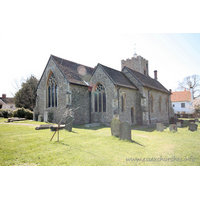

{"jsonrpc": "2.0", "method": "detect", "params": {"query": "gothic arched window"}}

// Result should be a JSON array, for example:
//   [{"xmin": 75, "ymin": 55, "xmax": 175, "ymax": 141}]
[
  {"xmin": 166, "ymin": 97, "xmax": 168, "ymax": 112},
  {"xmin": 94, "ymin": 84, "xmax": 106, "ymax": 112},
  {"xmin": 121, "ymin": 93, "xmax": 126, "ymax": 112},
  {"xmin": 47, "ymin": 73, "xmax": 57, "ymax": 108}
]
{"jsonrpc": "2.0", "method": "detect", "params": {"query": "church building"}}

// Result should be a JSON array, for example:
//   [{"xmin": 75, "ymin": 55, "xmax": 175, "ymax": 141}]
[{"xmin": 34, "ymin": 54, "xmax": 174, "ymax": 125}]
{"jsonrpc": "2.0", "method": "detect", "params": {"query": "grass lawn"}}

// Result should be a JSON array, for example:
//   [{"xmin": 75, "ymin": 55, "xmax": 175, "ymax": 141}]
[{"xmin": 0, "ymin": 118, "xmax": 200, "ymax": 166}]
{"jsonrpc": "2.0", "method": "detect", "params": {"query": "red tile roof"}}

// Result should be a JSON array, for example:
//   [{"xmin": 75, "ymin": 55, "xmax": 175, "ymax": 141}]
[{"xmin": 171, "ymin": 90, "xmax": 191, "ymax": 102}]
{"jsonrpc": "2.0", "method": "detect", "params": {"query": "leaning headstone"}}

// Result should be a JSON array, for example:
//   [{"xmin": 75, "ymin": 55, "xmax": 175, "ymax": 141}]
[
  {"xmin": 188, "ymin": 123, "xmax": 198, "ymax": 131},
  {"xmin": 65, "ymin": 116, "xmax": 73, "ymax": 132},
  {"xmin": 38, "ymin": 115, "xmax": 43, "ymax": 122},
  {"xmin": 120, "ymin": 121, "xmax": 131, "ymax": 141},
  {"xmin": 169, "ymin": 124, "xmax": 177, "ymax": 132},
  {"xmin": 156, "ymin": 123, "xmax": 164, "ymax": 132},
  {"xmin": 110, "ymin": 118, "xmax": 121, "ymax": 137}
]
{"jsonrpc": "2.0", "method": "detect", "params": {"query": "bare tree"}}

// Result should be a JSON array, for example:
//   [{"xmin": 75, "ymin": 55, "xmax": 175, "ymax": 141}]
[{"xmin": 177, "ymin": 75, "xmax": 200, "ymax": 99}]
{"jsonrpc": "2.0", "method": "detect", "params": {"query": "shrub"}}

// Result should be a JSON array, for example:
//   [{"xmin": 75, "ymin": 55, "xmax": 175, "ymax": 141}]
[
  {"xmin": 13, "ymin": 107, "xmax": 26, "ymax": 118},
  {"xmin": 25, "ymin": 109, "xmax": 33, "ymax": 119},
  {"xmin": 0, "ymin": 110, "xmax": 3, "ymax": 117},
  {"xmin": 0, "ymin": 109, "xmax": 13, "ymax": 118}
]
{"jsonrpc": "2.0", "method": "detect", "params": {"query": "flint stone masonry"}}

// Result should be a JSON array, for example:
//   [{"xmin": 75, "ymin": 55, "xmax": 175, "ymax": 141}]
[
  {"xmin": 120, "ymin": 121, "xmax": 132, "ymax": 141},
  {"xmin": 110, "ymin": 118, "xmax": 121, "ymax": 137},
  {"xmin": 169, "ymin": 124, "xmax": 177, "ymax": 132},
  {"xmin": 188, "ymin": 123, "xmax": 198, "ymax": 131},
  {"xmin": 156, "ymin": 123, "xmax": 164, "ymax": 132},
  {"xmin": 34, "ymin": 55, "xmax": 174, "ymax": 126}
]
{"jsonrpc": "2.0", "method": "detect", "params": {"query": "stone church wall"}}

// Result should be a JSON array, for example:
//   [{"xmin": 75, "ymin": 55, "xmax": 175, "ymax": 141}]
[
  {"xmin": 90, "ymin": 66, "xmax": 115, "ymax": 124},
  {"xmin": 143, "ymin": 88, "xmax": 170, "ymax": 124},
  {"xmin": 34, "ymin": 58, "xmax": 69, "ymax": 123},
  {"xmin": 70, "ymin": 84, "xmax": 91, "ymax": 125}
]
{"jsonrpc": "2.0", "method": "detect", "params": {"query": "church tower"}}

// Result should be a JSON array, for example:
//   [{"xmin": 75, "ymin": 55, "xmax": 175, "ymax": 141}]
[{"xmin": 121, "ymin": 55, "xmax": 149, "ymax": 76}]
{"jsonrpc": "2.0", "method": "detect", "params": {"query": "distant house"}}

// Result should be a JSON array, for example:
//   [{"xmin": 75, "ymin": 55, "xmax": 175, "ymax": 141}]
[
  {"xmin": 0, "ymin": 94, "xmax": 17, "ymax": 110},
  {"xmin": 171, "ymin": 88, "xmax": 194, "ymax": 114}
]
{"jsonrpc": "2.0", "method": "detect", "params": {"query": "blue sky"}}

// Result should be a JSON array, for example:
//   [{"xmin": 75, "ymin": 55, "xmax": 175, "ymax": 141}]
[{"xmin": 0, "ymin": 1, "xmax": 200, "ymax": 97}]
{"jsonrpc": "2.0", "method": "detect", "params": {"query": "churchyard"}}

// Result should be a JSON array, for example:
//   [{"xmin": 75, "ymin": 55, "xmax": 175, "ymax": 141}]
[{"xmin": 0, "ymin": 117, "xmax": 200, "ymax": 166}]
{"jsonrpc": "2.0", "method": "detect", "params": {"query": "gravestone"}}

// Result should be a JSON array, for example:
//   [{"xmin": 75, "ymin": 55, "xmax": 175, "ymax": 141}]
[
  {"xmin": 38, "ymin": 115, "xmax": 43, "ymax": 122},
  {"xmin": 176, "ymin": 121, "xmax": 182, "ymax": 127},
  {"xmin": 44, "ymin": 111, "xmax": 48, "ymax": 123},
  {"xmin": 183, "ymin": 120, "xmax": 190, "ymax": 127},
  {"xmin": 65, "ymin": 116, "xmax": 73, "ymax": 132},
  {"xmin": 169, "ymin": 124, "xmax": 177, "ymax": 132},
  {"xmin": 120, "ymin": 121, "xmax": 131, "ymax": 141},
  {"xmin": 188, "ymin": 123, "xmax": 198, "ymax": 131},
  {"xmin": 189, "ymin": 120, "xmax": 195, "ymax": 123},
  {"xmin": 195, "ymin": 118, "xmax": 199, "ymax": 123},
  {"xmin": 156, "ymin": 123, "xmax": 164, "ymax": 132},
  {"xmin": 110, "ymin": 118, "xmax": 121, "ymax": 137}
]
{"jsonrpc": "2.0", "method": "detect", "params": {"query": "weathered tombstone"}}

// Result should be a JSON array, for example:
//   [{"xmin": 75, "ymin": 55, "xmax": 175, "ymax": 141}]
[
  {"xmin": 183, "ymin": 120, "xmax": 189, "ymax": 127},
  {"xmin": 169, "ymin": 124, "xmax": 177, "ymax": 132},
  {"xmin": 110, "ymin": 118, "xmax": 121, "ymax": 137},
  {"xmin": 189, "ymin": 120, "xmax": 195, "ymax": 123},
  {"xmin": 44, "ymin": 111, "xmax": 48, "ymax": 123},
  {"xmin": 38, "ymin": 115, "xmax": 43, "ymax": 122},
  {"xmin": 120, "ymin": 121, "xmax": 131, "ymax": 141},
  {"xmin": 195, "ymin": 118, "xmax": 199, "ymax": 123},
  {"xmin": 65, "ymin": 116, "xmax": 73, "ymax": 132},
  {"xmin": 188, "ymin": 123, "xmax": 198, "ymax": 131},
  {"xmin": 156, "ymin": 123, "xmax": 164, "ymax": 132},
  {"xmin": 176, "ymin": 121, "xmax": 182, "ymax": 128}
]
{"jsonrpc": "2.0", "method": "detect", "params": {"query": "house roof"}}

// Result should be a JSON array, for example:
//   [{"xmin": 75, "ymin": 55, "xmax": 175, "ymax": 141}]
[
  {"xmin": 124, "ymin": 67, "xmax": 170, "ymax": 94},
  {"xmin": 97, "ymin": 63, "xmax": 138, "ymax": 90},
  {"xmin": 171, "ymin": 90, "xmax": 191, "ymax": 102},
  {"xmin": 0, "ymin": 97, "xmax": 15, "ymax": 104},
  {"xmin": 51, "ymin": 55, "xmax": 94, "ymax": 86}
]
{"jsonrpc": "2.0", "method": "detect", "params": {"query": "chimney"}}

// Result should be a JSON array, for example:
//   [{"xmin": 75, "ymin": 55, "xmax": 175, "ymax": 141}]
[
  {"xmin": 190, "ymin": 86, "xmax": 194, "ymax": 100},
  {"xmin": 169, "ymin": 89, "xmax": 172, "ymax": 93},
  {"xmin": 154, "ymin": 70, "xmax": 157, "ymax": 80},
  {"xmin": 2, "ymin": 94, "xmax": 6, "ymax": 99}
]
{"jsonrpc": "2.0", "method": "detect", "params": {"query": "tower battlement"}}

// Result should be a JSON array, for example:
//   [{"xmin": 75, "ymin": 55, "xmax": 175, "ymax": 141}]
[{"xmin": 121, "ymin": 55, "xmax": 149, "ymax": 75}]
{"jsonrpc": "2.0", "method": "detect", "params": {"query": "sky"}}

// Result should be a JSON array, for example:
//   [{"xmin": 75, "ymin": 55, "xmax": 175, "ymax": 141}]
[{"xmin": 1, "ymin": 0, "xmax": 200, "ymax": 97}]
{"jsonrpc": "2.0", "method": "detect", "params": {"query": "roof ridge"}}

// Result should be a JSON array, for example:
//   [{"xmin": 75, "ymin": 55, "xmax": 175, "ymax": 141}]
[{"xmin": 51, "ymin": 54, "xmax": 94, "ymax": 70}]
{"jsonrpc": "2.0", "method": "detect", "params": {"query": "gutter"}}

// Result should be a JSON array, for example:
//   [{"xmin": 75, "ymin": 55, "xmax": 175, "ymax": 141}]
[{"xmin": 148, "ymin": 89, "xmax": 152, "ymax": 124}]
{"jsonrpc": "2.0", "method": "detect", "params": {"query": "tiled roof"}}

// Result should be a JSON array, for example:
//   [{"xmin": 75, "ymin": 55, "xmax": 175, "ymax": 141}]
[
  {"xmin": 98, "ymin": 64, "xmax": 138, "ymax": 90},
  {"xmin": 0, "ymin": 97, "xmax": 15, "ymax": 104},
  {"xmin": 51, "ymin": 55, "xmax": 94, "ymax": 86},
  {"xmin": 171, "ymin": 90, "xmax": 191, "ymax": 102},
  {"xmin": 124, "ymin": 67, "xmax": 170, "ymax": 94}
]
